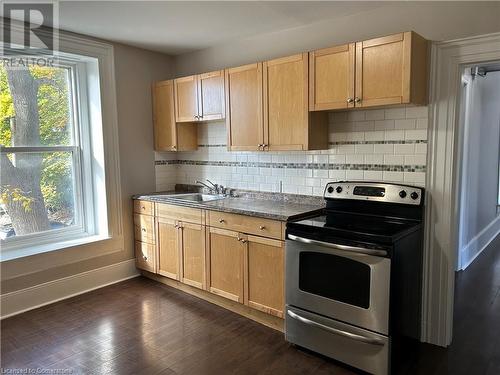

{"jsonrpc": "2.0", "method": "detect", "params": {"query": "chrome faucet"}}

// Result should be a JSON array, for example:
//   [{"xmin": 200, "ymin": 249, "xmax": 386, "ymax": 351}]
[{"xmin": 195, "ymin": 179, "xmax": 227, "ymax": 195}]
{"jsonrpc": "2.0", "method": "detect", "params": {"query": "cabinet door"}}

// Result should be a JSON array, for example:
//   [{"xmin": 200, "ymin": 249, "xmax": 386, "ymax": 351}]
[
  {"xmin": 157, "ymin": 217, "xmax": 181, "ymax": 280},
  {"xmin": 207, "ymin": 227, "xmax": 245, "ymax": 302},
  {"xmin": 225, "ymin": 63, "xmax": 264, "ymax": 151},
  {"xmin": 180, "ymin": 222, "xmax": 206, "ymax": 289},
  {"xmin": 174, "ymin": 75, "xmax": 199, "ymax": 122},
  {"xmin": 355, "ymin": 32, "xmax": 410, "ymax": 108},
  {"xmin": 135, "ymin": 241, "xmax": 156, "ymax": 273},
  {"xmin": 152, "ymin": 80, "xmax": 177, "ymax": 151},
  {"xmin": 198, "ymin": 70, "xmax": 225, "ymax": 121},
  {"xmin": 309, "ymin": 44, "xmax": 355, "ymax": 111},
  {"xmin": 134, "ymin": 213, "xmax": 155, "ymax": 244},
  {"xmin": 245, "ymin": 236, "xmax": 284, "ymax": 318},
  {"xmin": 263, "ymin": 53, "xmax": 308, "ymax": 151}
]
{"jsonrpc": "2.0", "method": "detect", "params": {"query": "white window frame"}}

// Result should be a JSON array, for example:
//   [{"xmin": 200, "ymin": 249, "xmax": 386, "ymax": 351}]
[
  {"xmin": 0, "ymin": 56, "xmax": 101, "ymax": 251},
  {"xmin": 0, "ymin": 20, "xmax": 123, "ymax": 262}
]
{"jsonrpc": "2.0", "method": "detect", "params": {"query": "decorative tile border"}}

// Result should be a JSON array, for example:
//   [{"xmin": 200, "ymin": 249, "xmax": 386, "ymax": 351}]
[
  {"xmin": 155, "ymin": 159, "xmax": 426, "ymax": 172},
  {"xmin": 196, "ymin": 139, "xmax": 427, "ymax": 148},
  {"xmin": 329, "ymin": 140, "xmax": 427, "ymax": 145}
]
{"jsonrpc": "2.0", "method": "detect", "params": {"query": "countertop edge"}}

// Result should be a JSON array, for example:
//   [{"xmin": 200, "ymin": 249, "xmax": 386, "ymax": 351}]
[{"xmin": 133, "ymin": 195, "xmax": 324, "ymax": 222}]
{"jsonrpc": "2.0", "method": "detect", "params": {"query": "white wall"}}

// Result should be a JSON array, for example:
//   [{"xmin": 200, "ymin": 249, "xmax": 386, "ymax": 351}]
[
  {"xmin": 156, "ymin": 106, "xmax": 428, "ymax": 194},
  {"xmin": 459, "ymin": 71, "xmax": 500, "ymax": 270},
  {"xmin": 174, "ymin": 2, "xmax": 500, "ymax": 76}
]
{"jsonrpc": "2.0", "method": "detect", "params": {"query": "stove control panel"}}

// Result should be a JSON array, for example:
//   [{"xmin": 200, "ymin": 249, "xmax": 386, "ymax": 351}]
[{"xmin": 324, "ymin": 181, "xmax": 423, "ymax": 205}]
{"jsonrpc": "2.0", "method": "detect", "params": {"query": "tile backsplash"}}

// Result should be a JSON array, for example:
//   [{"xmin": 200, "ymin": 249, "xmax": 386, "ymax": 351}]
[{"xmin": 155, "ymin": 106, "xmax": 428, "ymax": 196}]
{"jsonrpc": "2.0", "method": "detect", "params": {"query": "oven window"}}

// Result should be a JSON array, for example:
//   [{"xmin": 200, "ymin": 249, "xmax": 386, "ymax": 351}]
[{"xmin": 299, "ymin": 252, "xmax": 370, "ymax": 309}]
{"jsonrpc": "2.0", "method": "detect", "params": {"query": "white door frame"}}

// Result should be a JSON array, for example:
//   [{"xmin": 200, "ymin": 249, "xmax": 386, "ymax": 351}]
[{"xmin": 423, "ymin": 32, "xmax": 500, "ymax": 347}]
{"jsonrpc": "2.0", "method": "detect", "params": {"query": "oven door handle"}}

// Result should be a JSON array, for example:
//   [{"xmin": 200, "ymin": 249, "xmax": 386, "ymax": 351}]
[
  {"xmin": 287, "ymin": 310, "xmax": 385, "ymax": 346},
  {"xmin": 287, "ymin": 234, "xmax": 387, "ymax": 257}
]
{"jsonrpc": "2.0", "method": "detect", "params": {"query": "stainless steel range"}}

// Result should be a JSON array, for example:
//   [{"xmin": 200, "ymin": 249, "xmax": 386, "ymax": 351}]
[{"xmin": 285, "ymin": 182, "xmax": 424, "ymax": 375}]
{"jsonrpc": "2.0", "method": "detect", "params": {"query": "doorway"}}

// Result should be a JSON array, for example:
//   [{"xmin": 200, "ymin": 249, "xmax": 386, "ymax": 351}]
[
  {"xmin": 424, "ymin": 33, "xmax": 500, "ymax": 347},
  {"xmin": 456, "ymin": 63, "xmax": 500, "ymax": 270}
]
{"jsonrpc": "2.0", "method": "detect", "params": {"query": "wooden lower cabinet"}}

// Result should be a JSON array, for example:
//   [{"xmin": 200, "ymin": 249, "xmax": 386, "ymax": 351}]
[
  {"xmin": 206, "ymin": 228, "xmax": 285, "ymax": 315},
  {"xmin": 207, "ymin": 227, "xmax": 245, "ymax": 302},
  {"xmin": 180, "ymin": 222, "xmax": 206, "ymax": 289},
  {"xmin": 245, "ymin": 235, "xmax": 285, "ymax": 318},
  {"xmin": 157, "ymin": 217, "xmax": 207, "ymax": 289},
  {"xmin": 135, "ymin": 241, "xmax": 156, "ymax": 273},
  {"xmin": 157, "ymin": 217, "xmax": 180, "ymax": 280},
  {"xmin": 134, "ymin": 200, "xmax": 285, "ymax": 321}
]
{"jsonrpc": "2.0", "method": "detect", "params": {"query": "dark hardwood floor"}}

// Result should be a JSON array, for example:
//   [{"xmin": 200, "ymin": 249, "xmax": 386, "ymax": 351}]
[
  {"xmin": 1, "ymin": 235, "xmax": 499, "ymax": 374},
  {"xmin": 0, "ymin": 277, "xmax": 355, "ymax": 375},
  {"xmin": 406, "ymin": 233, "xmax": 500, "ymax": 375}
]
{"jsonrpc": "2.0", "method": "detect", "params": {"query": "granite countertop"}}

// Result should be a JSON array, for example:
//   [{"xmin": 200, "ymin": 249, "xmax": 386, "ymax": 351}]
[{"xmin": 134, "ymin": 190, "xmax": 325, "ymax": 221}]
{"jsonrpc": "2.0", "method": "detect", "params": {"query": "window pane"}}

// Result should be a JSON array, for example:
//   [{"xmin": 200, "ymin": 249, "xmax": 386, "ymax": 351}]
[
  {"xmin": 0, "ymin": 65, "xmax": 73, "ymax": 147},
  {"xmin": 0, "ymin": 151, "xmax": 77, "ymax": 239}
]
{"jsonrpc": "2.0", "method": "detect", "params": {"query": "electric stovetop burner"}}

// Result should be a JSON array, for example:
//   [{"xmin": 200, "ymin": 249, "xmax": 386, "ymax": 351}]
[{"xmin": 290, "ymin": 212, "xmax": 421, "ymax": 243}]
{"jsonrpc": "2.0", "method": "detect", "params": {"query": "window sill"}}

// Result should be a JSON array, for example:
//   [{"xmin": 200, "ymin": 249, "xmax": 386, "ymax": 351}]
[{"xmin": 0, "ymin": 234, "xmax": 112, "ymax": 262}]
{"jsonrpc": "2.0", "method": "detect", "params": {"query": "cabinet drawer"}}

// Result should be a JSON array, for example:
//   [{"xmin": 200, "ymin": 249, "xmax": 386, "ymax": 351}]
[
  {"xmin": 208, "ymin": 211, "xmax": 282, "ymax": 240},
  {"xmin": 134, "ymin": 200, "xmax": 153, "ymax": 216},
  {"xmin": 156, "ymin": 203, "xmax": 203, "ymax": 224},
  {"xmin": 135, "ymin": 241, "xmax": 156, "ymax": 273},
  {"xmin": 134, "ymin": 214, "xmax": 155, "ymax": 244}
]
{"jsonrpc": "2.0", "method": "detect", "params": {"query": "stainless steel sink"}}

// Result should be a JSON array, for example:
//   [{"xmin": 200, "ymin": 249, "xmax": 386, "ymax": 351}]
[{"xmin": 158, "ymin": 193, "xmax": 227, "ymax": 202}]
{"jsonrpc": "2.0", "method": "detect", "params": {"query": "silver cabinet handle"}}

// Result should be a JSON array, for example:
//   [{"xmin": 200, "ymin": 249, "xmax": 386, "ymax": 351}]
[
  {"xmin": 287, "ymin": 234, "xmax": 387, "ymax": 256},
  {"xmin": 287, "ymin": 310, "xmax": 385, "ymax": 346},
  {"xmin": 143, "ymin": 255, "xmax": 148, "ymax": 261},
  {"xmin": 347, "ymin": 97, "xmax": 354, "ymax": 103},
  {"xmin": 219, "ymin": 219, "xmax": 225, "ymax": 223},
  {"xmin": 259, "ymin": 225, "xmax": 266, "ymax": 230},
  {"xmin": 354, "ymin": 97, "xmax": 361, "ymax": 103},
  {"xmin": 141, "ymin": 228, "xmax": 146, "ymax": 232}
]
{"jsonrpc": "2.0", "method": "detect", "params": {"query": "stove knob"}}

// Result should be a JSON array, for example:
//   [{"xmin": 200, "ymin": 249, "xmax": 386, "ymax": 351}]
[
  {"xmin": 327, "ymin": 186, "xmax": 334, "ymax": 194},
  {"xmin": 410, "ymin": 192, "xmax": 419, "ymax": 200},
  {"xmin": 399, "ymin": 190, "xmax": 407, "ymax": 198},
  {"xmin": 336, "ymin": 186, "xmax": 343, "ymax": 194}
]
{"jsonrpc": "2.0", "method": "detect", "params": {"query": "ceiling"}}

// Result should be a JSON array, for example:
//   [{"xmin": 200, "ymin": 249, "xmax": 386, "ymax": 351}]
[{"xmin": 54, "ymin": 1, "xmax": 389, "ymax": 55}]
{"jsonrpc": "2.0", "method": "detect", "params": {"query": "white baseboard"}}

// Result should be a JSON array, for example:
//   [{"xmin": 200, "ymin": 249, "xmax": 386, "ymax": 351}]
[
  {"xmin": 1, "ymin": 259, "xmax": 139, "ymax": 319},
  {"xmin": 460, "ymin": 215, "xmax": 500, "ymax": 270}
]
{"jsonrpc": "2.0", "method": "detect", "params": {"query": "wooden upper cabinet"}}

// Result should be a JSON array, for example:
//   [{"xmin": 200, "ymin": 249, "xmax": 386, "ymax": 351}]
[
  {"xmin": 355, "ymin": 31, "xmax": 428, "ymax": 108},
  {"xmin": 264, "ymin": 54, "xmax": 307, "ymax": 151},
  {"xmin": 174, "ymin": 71, "xmax": 225, "ymax": 123},
  {"xmin": 152, "ymin": 80, "xmax": 197, "ymax": 152},
  {"xmin": 245, "ymin": 236, "xmax": 284, "ymax": 318},
  {"xmin": 263, "ymin": 53, "xmax": 328, "ymax": 151},
  {"xmin": 174, "ymin": 75, "xmax": 199, "ymax": 122},
  {"xmin": 309, "ymin": 43, "xmax": 355, "ymax": 111},
  {"xmin": 152, "ymin": 80, "xmax": 177, "ymax": 151},
  {"xmin": 198, "ymin": 70, "xmax": 225, "ymax": 121},
  {"xmin": 225, "ymin": 63, "xmax": 264, "ymax": 151}
]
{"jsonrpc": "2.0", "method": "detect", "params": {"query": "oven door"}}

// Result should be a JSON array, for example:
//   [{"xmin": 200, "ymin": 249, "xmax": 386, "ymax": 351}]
[{"xmin": 286, "ymin": 234, "xmax": 391, "ymax": 335}]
